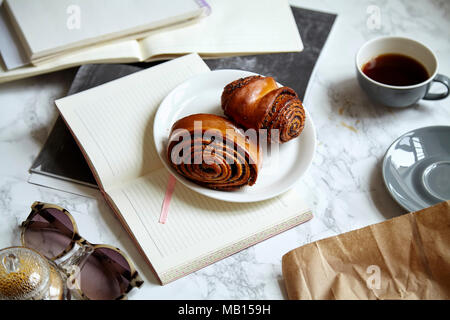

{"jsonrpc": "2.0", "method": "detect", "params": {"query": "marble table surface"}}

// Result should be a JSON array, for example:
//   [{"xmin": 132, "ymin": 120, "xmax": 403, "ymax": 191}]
[{"xmin": 0, "ymin": 0, "xmax": 449, "ymax": 299}]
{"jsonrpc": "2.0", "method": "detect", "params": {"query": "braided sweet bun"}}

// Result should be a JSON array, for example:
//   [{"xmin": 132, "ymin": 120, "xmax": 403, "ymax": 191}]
[
  {"xmin": 221, "ymin": 76, "xmax": 306, "ymax": 143},
  {"xmin": 167, "ymin": 114, "xmax": 261, "ymax": 190}
]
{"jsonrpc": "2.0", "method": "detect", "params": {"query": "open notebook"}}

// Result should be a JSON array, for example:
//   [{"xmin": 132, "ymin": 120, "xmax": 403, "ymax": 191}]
[
  {"xmin": 55, "ymin": 53, "xmax": 312, "ymax": 284},
  {"xmin": 0, "ymin": 0, "xmax": 302, "ymax": 83}
]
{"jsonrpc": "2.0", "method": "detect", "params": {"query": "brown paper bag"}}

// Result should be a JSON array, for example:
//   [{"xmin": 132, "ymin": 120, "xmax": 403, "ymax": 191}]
[{"xmin": 282, "ymin": 201, "xmax": 450, "ymax": 300}]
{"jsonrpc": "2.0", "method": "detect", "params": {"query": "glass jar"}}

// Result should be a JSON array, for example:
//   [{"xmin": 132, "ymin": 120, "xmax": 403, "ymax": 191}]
[{"xmin": 0, "ymin": 246, "xmax": 68, "ymax": 300}]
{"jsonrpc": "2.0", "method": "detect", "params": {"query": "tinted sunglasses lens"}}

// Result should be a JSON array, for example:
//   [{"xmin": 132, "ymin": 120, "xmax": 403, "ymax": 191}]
[
  {"xmin": 23, "ymin": 208, "xmax": 74, "ymax": 259},
  {"xmin": 80, "ymin": 247, "xmax": 131, "ymax": 300}
]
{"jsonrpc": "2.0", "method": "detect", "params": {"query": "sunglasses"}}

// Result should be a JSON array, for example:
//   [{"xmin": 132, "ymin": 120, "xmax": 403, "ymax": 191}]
[{"xmin": 20, "ymin": 202, "xmax": 143, "ymax": 300}]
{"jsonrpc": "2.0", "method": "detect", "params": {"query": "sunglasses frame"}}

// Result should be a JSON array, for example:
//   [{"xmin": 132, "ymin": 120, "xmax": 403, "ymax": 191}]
[{"xmin": 20, "ymin": 201, "xmax": 144, "ymax": 300}]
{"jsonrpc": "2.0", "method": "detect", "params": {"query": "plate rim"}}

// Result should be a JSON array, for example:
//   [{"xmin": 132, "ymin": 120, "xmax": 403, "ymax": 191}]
[
  {"xmin": 153, "ymin": 69, "xmax": 317, "ymax": 203},
  {"xmin": 381, "ymin": 125, "xmax": 450, "ymax": 212}
]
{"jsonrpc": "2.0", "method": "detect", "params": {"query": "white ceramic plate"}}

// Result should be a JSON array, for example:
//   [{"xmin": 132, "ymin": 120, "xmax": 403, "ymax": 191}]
[{"xmin": 154, "ymin": 69, "xmax": 316, "ymax": 202}]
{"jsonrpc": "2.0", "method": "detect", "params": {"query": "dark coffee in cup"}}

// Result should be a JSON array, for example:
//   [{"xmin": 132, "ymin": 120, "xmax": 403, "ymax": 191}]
[
  {"xmin": 356, "ymin": 36, "xmax": 449, "ymax": 107},
  {"xmin": 362, "ymin": 53, "xmax": 429, "ymax": 86}
]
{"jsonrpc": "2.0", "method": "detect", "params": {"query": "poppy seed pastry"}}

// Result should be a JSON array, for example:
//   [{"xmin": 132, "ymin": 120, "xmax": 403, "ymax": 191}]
[
  {"xmin": 221, "ymin": 76, "xmax": 306, "ymax": 143},
  {"xmin": 167, "ymin": 113, "xmax": 261, "ymax": 190}
]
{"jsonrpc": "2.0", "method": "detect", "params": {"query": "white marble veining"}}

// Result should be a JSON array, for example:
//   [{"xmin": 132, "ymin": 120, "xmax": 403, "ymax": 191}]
[{"xmin": 0, "ymin": 0, "xmax": 449, "ymax": 299}]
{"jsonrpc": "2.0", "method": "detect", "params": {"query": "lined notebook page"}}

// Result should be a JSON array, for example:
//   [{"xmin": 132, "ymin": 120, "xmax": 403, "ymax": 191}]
[
  {"xmin": 107, "ymin": 168, "xmax": 311, "ymax": 284},
  {"xmin": 56, "ymin": 53, "xmax": 210, "ymax": 190},
  {"xmin": 140, "ymin": 0, "xmax": 303, "ymax": 59}
]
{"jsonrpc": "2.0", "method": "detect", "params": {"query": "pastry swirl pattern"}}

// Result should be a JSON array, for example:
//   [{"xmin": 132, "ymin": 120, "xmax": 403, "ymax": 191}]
[
  {"xmin": 167, "ymin": 114, "xmax": 261, "ymax": 190},
  {"xmin": 221, "ymin": 76, "xmax": 306, "ymax": 143}
]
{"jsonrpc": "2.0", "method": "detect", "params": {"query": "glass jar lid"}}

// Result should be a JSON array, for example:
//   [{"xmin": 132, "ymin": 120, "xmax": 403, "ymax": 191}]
[{"xmin": 0, "ymin": 246, "xmax": 51, "ymax": 300}]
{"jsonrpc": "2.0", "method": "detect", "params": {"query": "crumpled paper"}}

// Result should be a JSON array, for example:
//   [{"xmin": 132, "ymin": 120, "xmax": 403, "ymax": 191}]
[{"xmin": 282, "ymin": 201, "xmax": 450, "ymax": 300}]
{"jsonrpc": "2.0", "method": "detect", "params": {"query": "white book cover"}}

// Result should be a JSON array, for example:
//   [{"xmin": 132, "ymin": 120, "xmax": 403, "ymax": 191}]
[
  {"xmin": 55, "ymin": 53, "xmax": 312, "ymax": 284},
  {"xmin": 4, "ymin": 0, "xmax": 207, "ymax": 61}
]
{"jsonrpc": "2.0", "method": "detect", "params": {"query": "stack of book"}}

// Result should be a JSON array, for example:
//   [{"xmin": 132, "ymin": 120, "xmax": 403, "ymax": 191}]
[
  {"xmin": 0, "ymin": 0, "xmax": 303, "ymax": 83},
  {"xmin": 0, "ymin": 0, "xmax": 210, "ymax": 67}
]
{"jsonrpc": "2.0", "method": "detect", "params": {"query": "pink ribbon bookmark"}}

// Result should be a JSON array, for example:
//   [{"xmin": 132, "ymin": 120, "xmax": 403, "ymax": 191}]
[{"xmin": 159, "ymin": 174, "xmax": 177, "ymax": 224}]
